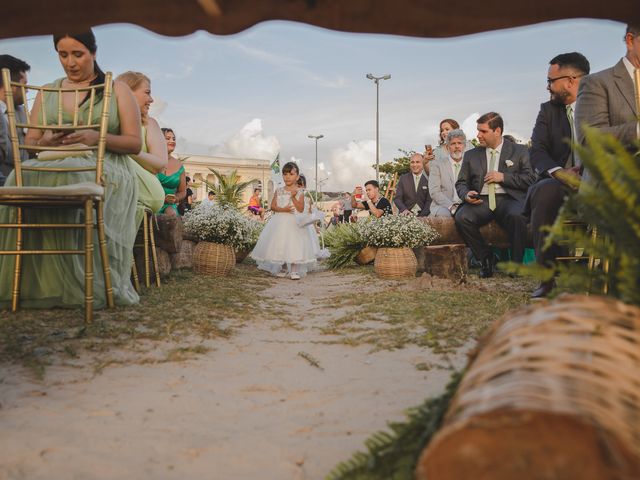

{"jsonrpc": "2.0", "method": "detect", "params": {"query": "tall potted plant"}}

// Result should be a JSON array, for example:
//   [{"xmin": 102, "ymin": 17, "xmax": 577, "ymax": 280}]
[
  {"xmin": 360, "ymin": 215, "xmax": 438, "ymax": 278},
  {"xmin": 205, "ymin": 168, "xmax": 256, "ymax": 208},
  {"xmin": 183, "ymin": 203, "xmax": 255, "ymax": 276}
]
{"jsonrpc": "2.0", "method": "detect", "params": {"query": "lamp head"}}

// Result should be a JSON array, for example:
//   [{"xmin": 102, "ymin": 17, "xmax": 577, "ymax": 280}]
[
  {"xmin": 366, "ymin": 73, "xmax": 374, "ymax": 80},
  {"xmin": 382, "ymin": 74, "xmax": 391, "ymax": 80}
]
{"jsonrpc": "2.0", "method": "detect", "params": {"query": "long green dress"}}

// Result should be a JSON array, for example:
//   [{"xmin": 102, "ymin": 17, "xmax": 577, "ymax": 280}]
[
  {"xmin": 130, "ymin": 125, "xmax": 165, "ymax": 227},
  {"xmin": 0, "ymin": 78, "xmax": 140, "ymax": 309},
  {"xmin": 157, "ymin": 165, "xmax": 185, "ymax": 215}
]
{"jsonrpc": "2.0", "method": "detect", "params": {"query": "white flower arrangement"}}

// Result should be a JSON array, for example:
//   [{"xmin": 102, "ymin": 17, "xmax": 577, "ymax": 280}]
[
  {"xmin": 183, "ymin": 203, "xmax": 264, "ymax": 251},
  {"xmin": 359, "ymin": 215, "xmax": 438, "ymax": 248}
]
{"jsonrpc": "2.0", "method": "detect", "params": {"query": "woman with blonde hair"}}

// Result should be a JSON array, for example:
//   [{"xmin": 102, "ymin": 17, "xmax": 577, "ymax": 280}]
[{"xmin": 115, "ymin": 71, "xmax": 166, "ymax": 227}]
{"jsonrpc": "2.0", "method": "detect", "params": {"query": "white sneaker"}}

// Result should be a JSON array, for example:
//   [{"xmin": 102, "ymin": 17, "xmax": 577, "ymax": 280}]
[{"xmin": 290, "ymin": 272, "xmax": 301, "ymax": 280}]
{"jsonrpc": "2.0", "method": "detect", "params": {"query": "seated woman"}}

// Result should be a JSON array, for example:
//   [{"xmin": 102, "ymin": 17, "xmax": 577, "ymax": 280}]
[
  {"xmin": 247, "ymin": 188, "xmax": 264, "ymax": 219},
  {"xmin": 158, "ymin": 128, "xmax": 186, "ymax": 216},
  {"xmin": 0, "ymin": 30, "xmax": 141, "ymax": 308},
  {"xmin": 115, "ymin": 71, "xmax": 166, "ymax": 228}
]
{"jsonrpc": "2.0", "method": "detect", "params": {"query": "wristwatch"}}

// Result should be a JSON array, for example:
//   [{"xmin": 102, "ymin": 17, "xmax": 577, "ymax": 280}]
[{"xmin": 449, "ymin": 203, "xmax": 460, "ymax": 215}]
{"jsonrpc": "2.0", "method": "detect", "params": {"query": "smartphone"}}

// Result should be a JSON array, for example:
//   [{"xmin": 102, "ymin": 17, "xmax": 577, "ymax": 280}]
[
  {"xmin": 425, "ymin": 144, "xmax": 433, "ymax": 155},
  {"xmin": 468, "ymin": 193, "xmax": 481, "ymax": 200},
  {"xmin": 166, "ymin": 194, "xmax": 177, "ymax": 202}
]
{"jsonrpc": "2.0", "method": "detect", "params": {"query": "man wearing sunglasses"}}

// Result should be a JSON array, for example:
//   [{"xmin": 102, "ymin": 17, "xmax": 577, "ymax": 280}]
[{"xmin": 525, "ymin": 52, "xmax": 590, "ymax": 299}]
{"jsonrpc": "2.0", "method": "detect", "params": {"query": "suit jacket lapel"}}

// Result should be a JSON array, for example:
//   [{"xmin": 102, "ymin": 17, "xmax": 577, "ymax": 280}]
[
  {"xmin": 613, "ymin": 59, "xmax": 637, "ymax": 115},
  {"xmin": 498, "ymin": 140, "xmax": 511, "ymax": 172}
]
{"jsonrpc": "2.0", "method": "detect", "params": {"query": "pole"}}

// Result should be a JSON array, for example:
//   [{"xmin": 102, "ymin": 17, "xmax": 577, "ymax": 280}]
[
  {"xmin": 375, "ymin": 79, "xmax": 380, "ymax": 182},
  {"xmin": 366, "ymin": 74, "xmax": 390, "ymax": 184},
  {"xmin": 315, "ymin": 137, "xmax": 318, "ymax": 201}
]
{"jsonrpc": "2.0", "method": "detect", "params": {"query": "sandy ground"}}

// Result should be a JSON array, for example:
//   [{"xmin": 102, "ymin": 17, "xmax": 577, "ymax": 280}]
[{"xmin": 0, "ymin": 270, "xmax": 470, "ymax": 480}]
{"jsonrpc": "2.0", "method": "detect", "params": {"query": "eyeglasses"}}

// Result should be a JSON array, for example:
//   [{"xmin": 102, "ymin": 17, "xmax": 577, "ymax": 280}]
[{"xmin": 547, "ymin": 75, "xmax": 582, "ymax": 86}]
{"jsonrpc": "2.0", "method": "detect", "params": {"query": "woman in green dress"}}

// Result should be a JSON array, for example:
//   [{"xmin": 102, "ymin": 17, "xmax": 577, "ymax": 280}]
[
  {"xmin": 115, "ymin": 71, "xmax": 166, "ymax": 227},
  {"xmin": 158, "ymin": 128, "xmax": 186, "ymax": 216},
  {"xmin": 0, "ymin": 30, "xmax": 141, "ymax": 309}
]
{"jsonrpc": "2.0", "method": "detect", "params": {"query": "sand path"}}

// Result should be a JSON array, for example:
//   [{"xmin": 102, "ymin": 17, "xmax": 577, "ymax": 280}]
[{"xmin": 0, "ymin": 270, "xmax": 469, "ymax": 480}]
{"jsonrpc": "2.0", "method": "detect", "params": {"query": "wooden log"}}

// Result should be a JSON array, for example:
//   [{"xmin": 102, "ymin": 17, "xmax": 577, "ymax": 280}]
[
  {"xmin": 171, "ymin": 239, "xmax": 196, "ymax": 269},
  {"xmin": 133, "ymin": 246, "xmax": 171, "ymax": 283},
  {"xmin": 155, "ymin": 247, "xmax": 172, "ymax": 278},
  {"xmin": 414, "ymin": 244, "xmax": 467, "ymax": 279},
  {"xmin": 154, "ymin": 214, "xmax": 183, "ymax": 253},
  {"xmin": 416, "ymin": 295, "xmax": 640, "ymax": 480},
  {"xmin": 420, "ymin": 217, "xmax": 510, "ymax": 247}
]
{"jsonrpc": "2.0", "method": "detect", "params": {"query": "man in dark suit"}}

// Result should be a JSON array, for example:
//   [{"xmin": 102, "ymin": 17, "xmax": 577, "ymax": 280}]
[
  {"xmin": 526, "ymin": 52, "xmax": 590, "ymax": 298},
  {"xmin": 575, "ymin": 23, "xmax": 639, "ymax": 161},
  {"xmin": 393, "ymin": 152, "xmax": 431, "ymax": 216},
  {"xmin": 455, "ymin": 112, "xmax": 536, "ymax": 278},
  {"xmin": 0, "ymin": 55, "xmax": 31, "ymax": 186}
]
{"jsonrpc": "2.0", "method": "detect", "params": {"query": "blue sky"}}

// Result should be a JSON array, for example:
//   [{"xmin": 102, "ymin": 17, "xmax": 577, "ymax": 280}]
[{"xmin": 0, "ymin": 19, "xmax": 627, "ymax": 190}]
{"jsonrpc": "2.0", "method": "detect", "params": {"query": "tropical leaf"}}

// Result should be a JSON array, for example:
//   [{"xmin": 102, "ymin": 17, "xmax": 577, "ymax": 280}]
[{"xmin": 204, "ymin": 168, "xmax": 256, "ymax": 209}]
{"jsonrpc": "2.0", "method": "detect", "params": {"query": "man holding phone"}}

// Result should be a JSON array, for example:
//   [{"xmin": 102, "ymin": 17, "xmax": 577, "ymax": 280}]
[{"xmin": 455, "ymin": 112, "xmax": 536, "ymax": 278}]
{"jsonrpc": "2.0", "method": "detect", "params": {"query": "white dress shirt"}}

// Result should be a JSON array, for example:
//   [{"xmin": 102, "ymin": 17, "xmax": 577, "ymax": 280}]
[
  {"xmin": 480, "ymin": 140, "xmax": 506, "ymax": 195},
  {"xmin": 622, "ymin": 56, "xmax": 640, "ymax": 139}
]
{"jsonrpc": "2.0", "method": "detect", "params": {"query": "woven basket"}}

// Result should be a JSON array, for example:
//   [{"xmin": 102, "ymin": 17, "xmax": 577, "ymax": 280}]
[
  {"xmin": 374, "ymin": 247, "xmax": 417, "ymax": 278},
  {"xmin": 192, "ymin": 241, "xmax": 235, "ymax": 276},
  {"xmin": 417, "ymin": 295, "xmax": 640, "ymax": 480},
  {"xmin": 355, "ymin": 246, "xmax": 377, "ymax": 265}
]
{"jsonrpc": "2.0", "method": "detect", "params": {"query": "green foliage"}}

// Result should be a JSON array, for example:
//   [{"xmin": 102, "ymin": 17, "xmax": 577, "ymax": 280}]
[
  {"xmin": 326, "ymin": 371, "xmax": 462, "ymax": 480},
  {"xmin": 519, "ymin": 129, "xmax": 640, "ymax": 305},
  {"xmin": 323, "ymin": 223, "xmax": 366, "ymax": 269},
  {"xmin": 204, "ymin": 168, "xmax": 256, "ymax": 209},
  {"xmin": 378, "ymin": 149, "xmax": 414, "ymax": 194}
]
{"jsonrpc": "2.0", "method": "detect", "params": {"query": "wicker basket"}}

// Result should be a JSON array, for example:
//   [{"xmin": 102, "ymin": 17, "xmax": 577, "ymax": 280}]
[
  {"xmin": 192, "ymin": 241, "xmax": 235, "ymax": 276},
  {"xmin": 417, "ymin": 295, "xmax": 640, "ymax": 480},
  {"xmin": 374, "ymin": 247, "xmax": 417, "ymax": 278},
  {"xmin": 355, "ymin": 246, "xmax": 377, "ymax": 265}
]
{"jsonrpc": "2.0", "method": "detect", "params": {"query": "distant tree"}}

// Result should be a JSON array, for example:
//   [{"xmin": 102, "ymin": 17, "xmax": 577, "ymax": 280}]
[{"xmin": 377, "ymin": 149, "xmax": 414, "ymax": 196}]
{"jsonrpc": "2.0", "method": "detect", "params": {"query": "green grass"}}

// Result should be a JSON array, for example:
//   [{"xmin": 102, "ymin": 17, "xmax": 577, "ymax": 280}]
[
  {"xmin": 317, "ymin": 273, "xmax": 535, "ymax": 353},
  {"xmin": 0, "ymin": 265, "xmax": 281, "ymax": 379}
]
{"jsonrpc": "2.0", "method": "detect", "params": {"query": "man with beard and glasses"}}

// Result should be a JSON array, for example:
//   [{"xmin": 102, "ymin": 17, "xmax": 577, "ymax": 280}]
[
  {"xmin": 524, "ymin": 52, "xmax": 590, "ymax": 299},
  {"xmin": 429, "ymin": 129, "xmax": 466, "ymax": 216}
]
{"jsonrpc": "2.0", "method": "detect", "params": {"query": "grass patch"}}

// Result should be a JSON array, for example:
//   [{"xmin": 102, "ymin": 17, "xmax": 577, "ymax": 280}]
[
  {"xmin": 0, "ymin": 265, "xmax": 281, "ymax": 379},
  {"xmin": 318, "ymin": 273, "xmax": 535, "ymax": 353}
]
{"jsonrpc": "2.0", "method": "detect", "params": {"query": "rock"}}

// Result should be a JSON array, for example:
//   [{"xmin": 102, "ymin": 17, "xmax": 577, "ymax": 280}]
[
  {"xmin": 155, "ymin": 214, "xmax": 183, "ymax": 253},
  {"xmin": 171, "ymin": 240, "xmax": 196, "ymax": 270}
]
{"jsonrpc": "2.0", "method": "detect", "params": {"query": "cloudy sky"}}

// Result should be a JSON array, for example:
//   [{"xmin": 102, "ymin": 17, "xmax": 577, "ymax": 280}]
[{"xmin": 0, "ymin": 18, "xmax": 627, "ymax": 191}]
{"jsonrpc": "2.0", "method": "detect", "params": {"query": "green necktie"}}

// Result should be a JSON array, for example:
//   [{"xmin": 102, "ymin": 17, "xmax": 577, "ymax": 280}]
[
  {"xmin": 488, "ymin": 149, "xmax": 497, "ymax": 211},
  {"xmin": 453, "ymin": 162, "xmax": 460, "ymax": 178},
  {"xmin": 414, "ymin": 174, "xmax": 420, "ymax": 192},
  {"xmin": 566, "ymin": 104, "xmax": 575, "ymax": 168}
]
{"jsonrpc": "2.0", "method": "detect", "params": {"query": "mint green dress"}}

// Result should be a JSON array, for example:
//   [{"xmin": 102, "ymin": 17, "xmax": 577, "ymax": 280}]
[
  {"xmin": 130, "ymin": 125, "xmax": 165, "ymax": 227},
  {"xmin": 0, "ymin": 78, "xmax": 140, "ymax": 309},
  {"xmin": 157, "ymin": 165, "xmax": 184, "ymax": 215}
]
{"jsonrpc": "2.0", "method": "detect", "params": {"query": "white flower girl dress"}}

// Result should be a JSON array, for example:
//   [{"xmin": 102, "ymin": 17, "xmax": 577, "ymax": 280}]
[{"xmin": 251, "ymin": 188, "xmax": 317, "ymax": 277}]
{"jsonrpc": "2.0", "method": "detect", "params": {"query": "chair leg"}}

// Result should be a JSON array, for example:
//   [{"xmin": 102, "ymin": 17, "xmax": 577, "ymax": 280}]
[
  {"xmin": 96, "ymin": 200, "xmax": 114, "ymax": 308},
  {"xmin": 143, "ymin": 211, "xmax": 150, "ymax": 288},
  {"xmin": 84, "ymin": 200, "xmax": 94, "ymax": 323},
  {"xmin": 148, "ymin": 211, "xmax": 161, "ymax": 287},
  {"xmin": 11, "ymin": 207, "xmax": 23, "ymax": 312},
  {"xmin": 131, "ymin": 257, "xmax": 140, "ymax": 293}
]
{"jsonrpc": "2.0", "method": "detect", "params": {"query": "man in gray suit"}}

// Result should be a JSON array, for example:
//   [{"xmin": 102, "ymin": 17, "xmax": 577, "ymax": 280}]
[
  {"xmin": 393, "ymin": 152, "xmax": 431, "ymax": 216},
  {"xmin": 0, "ymin": 55, "xmax": 31, "ymax": 186},
  {"xmin": 575, "ymin": 23, "xmax": 639, "ymax": 158},
  {"xmin": 429, "ymin": 129, "xmax": 466, "ymax": 216},
  {"xmin": 455, "ymin": 112, "xmax": 536, "ymax": 278}
]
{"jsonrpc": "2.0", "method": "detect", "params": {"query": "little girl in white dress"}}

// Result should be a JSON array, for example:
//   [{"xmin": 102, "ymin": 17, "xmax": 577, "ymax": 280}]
[{"xmin": 250, "ymin": 162, "xmax": 317, "ymax": 279}]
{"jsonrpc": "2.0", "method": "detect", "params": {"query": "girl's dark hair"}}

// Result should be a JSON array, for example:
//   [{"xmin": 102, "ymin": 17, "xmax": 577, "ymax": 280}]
[
  {"xmin": 161, "ymin": 127, "xmax": 175, "ymax": 137},
  {"xmin": 281, "ymin": 161, "xmax": 299, "ymax": 175},
  {"xmin": 54, "ymin": 30, "xmax": 105, "ymax": 105}
]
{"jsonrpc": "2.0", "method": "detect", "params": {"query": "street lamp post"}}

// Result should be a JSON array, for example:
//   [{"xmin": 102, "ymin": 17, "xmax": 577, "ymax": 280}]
[
  {"xmin": 308, "ymin": 134, "xmax": 324, "ymax": 202},
  {"xmin": 366, "ymin": 73, "xmax": 391, "ymax": 182}
]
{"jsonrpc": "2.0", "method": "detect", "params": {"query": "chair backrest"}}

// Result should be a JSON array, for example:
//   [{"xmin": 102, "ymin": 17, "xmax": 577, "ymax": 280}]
[{"xmin": 1, "ymin": 68, "xmax": 113, "ymax": 187}]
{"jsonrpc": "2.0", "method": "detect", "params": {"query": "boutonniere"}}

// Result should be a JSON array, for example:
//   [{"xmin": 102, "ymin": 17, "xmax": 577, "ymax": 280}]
[
  {"xmin": 505, "ymin": 160, "xmax": 514, "ymax": 167},
  {"xmin": 421, "ymin": 185, "xmax": 427, "ymax": 189}
]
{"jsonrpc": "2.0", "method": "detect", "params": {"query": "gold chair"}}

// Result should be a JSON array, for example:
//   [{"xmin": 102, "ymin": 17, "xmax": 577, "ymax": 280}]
[
  {"xmin": 132, "ymin": 207, "xmax": 161, "ymax": 291},
  {"xmin": 0, "ymin": 68, "xmax": 115, "ymax": 322}
]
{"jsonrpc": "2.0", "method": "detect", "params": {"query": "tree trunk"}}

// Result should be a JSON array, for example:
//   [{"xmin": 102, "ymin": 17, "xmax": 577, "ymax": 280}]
[{"xmin": 415, "ymin": 244, "xmax": 467, "ymax": 280}]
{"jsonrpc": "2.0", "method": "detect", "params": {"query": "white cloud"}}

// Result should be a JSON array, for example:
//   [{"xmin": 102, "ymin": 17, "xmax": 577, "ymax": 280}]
[
  {"xmin": 215, "ymin": 118, "xmax": 280, "ymax": 160},
  {"xmin": 327, "ymin": 140, "xmax": 377, "ymax": 192}
]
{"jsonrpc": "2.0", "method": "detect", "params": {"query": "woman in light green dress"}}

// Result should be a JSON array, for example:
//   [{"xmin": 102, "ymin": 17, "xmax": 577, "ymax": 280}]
[
  {"xmin": 115, "ymin": 71, "xmax": 166, "ymax": 227},
  {"xmin": 0, "ymin": 30, "xmax": 142, "ymax": 309}
]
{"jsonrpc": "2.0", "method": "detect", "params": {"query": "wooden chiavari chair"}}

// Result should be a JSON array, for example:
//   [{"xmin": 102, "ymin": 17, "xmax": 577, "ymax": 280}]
[{"xmin": 0, "ymin": 68, "xmax": 115, "ymax": 322}]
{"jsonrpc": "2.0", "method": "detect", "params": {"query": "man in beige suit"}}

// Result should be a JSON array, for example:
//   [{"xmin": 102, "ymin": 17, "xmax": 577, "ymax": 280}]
[{"xmin": 575, "ymin": 23, "xmax": 639, "ymax": 156}]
